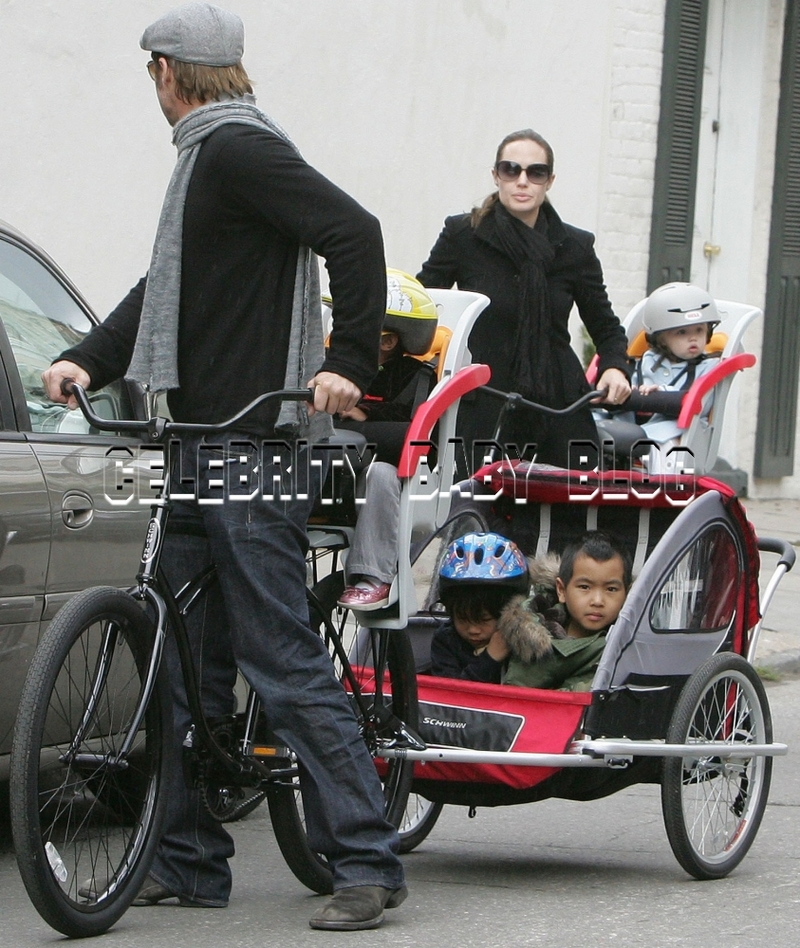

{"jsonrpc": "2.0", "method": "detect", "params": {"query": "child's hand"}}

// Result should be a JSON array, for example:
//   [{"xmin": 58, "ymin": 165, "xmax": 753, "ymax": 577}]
[
  {"xmin": 485, "ymin": 630, "xmax": 510, "ymax": 663},
  {"xmin": 638, "ymin": 384, "xmax": 660, "ymax": 396},
  {"xmin": 338, "ymin": 406, "xmax": 368, "ymax": 422}
]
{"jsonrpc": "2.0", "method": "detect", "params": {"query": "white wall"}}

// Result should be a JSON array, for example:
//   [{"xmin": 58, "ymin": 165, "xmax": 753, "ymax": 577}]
[
  {"xmin": 9, "ymin": 0, "xmax": 797, "ymax": 496},
  {"xmin": 1, "ymin": 0, "xmax": 663, "ymax": 322}
]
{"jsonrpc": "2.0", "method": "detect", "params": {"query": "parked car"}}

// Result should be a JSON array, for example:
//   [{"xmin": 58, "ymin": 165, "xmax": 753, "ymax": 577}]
[{"xmin": 0, "ymin": 219, "xmax": 150, "ymax": 775}]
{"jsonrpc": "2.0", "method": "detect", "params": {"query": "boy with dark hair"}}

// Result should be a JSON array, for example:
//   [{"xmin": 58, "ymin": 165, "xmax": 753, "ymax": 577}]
[{"xmin": 504, "ymin": 531, "xmax": 632, "ymax": 690}]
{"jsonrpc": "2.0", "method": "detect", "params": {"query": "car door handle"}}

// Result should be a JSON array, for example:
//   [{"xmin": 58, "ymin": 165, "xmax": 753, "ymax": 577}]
[{"xmin": 61, "ymin": 491, "xmax": 94, "ymax": 529}]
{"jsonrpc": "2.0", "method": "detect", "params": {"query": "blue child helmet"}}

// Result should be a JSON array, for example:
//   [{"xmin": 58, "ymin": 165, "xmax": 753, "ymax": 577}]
[{"xmin": 438, "ymin": 532, "xmax": 529, "ymax": 596}]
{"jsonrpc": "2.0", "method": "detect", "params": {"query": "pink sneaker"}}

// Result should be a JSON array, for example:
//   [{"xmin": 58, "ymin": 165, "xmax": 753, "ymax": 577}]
[{"xmin": 337, "ymin": 580, "xmax": 393, "ymax": 611}]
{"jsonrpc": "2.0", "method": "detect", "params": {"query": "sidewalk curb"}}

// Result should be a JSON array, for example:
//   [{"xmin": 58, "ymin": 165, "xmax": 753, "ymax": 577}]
[{"xmin": 756, "ymin": 649, "xmax": 800, "ymax": 678}]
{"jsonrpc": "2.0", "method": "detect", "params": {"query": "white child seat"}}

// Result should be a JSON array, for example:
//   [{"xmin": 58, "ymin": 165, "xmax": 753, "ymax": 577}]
[
  {"xmin": 350, "ymin": 289, "xmax": 491, "ymax": 628},
  {"xmin": 593, "ymin": 296, "xmax": 761, "ymax": 475}
]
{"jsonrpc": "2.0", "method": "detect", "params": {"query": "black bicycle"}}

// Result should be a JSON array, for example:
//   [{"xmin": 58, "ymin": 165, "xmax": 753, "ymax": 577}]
[{"xmin": 9, "ymin": 384, "xmax": 420, "ymax": 938}]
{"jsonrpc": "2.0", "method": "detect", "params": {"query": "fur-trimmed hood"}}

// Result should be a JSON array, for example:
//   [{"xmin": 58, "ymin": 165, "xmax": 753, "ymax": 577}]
[
  {"xmin": 527, "ymin": 552, "xmax": 561, "ymax": 608},
  {"xmin": 497, "ymin": 553, "xmax": 568, "ymax": 664}
]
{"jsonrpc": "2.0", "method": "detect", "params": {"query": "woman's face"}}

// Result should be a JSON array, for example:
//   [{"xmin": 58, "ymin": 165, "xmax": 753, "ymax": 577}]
[{"xmin": 492, "ymin": 139, "xmax": 554, "ymax": 227}]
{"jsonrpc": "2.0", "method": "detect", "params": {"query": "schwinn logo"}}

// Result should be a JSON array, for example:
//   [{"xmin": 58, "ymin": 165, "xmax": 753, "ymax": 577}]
[
  {"xmin": 422, "ymin": 717, "xmax": 467, "ymax": 730},
  {"xmin": 141, "ymin": 518, "xmax": 161, "ymax": 563},
  {"xmin": 417, "ymin": 700, "xmax": 524, "ymax": 752}
]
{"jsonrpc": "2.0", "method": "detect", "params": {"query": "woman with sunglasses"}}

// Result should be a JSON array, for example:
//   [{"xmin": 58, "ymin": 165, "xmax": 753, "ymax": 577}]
[{"xmin": 417, "ymin": 128, "xmax": 630, "ymax": 467}]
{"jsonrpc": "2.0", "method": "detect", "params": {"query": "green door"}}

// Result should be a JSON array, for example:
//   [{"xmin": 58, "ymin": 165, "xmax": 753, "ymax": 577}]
[{"xmin": 755, "ymin": 0, "xmax": 800, "ymax": 478}]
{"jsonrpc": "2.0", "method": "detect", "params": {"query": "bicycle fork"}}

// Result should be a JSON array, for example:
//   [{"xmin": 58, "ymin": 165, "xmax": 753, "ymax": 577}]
[{"xmin": 63, "ymin": 588, "xmax": 168, "ymax": 773}]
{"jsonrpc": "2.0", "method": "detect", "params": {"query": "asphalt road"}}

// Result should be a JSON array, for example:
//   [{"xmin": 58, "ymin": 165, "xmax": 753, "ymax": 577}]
[{"xmin": 1, "ymin": 674, "xmax": 798, "ymax": 948}]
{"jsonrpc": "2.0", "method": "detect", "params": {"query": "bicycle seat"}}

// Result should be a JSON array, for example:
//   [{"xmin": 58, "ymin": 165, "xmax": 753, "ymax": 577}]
[
  {"xmin": 309, "ymin": 429, "xmax": 371, "ymax": 526},
  {"xmin": 594, "ymin": 416, "xmax": 651, "ymax": 459}
]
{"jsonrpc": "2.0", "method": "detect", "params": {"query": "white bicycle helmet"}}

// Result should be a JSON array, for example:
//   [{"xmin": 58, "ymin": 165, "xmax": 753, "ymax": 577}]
[{"xmin": 642, "ymin": 282, "xmax": 720, "ymax": 336}]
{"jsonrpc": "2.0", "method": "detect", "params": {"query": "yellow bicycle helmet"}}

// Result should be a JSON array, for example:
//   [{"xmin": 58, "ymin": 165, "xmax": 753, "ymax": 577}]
[
  {"xmin": 383, "ymin": 268, "xmax": 438, "ymax": 354},
  {"xmin": 322, "ymin": 268, "xmax": 438, "ymax": 355}
]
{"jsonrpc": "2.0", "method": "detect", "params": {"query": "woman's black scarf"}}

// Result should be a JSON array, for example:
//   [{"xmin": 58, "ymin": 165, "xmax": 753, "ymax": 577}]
[{"xmin": 486, "ymin": 201, "xmax": 557, "ymax": 402}]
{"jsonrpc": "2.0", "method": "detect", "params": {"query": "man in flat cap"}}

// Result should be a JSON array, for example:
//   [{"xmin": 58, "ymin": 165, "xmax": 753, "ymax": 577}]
[{"xmin": 44, "ymin": 2, "xmax": 406, "ymax": 932}]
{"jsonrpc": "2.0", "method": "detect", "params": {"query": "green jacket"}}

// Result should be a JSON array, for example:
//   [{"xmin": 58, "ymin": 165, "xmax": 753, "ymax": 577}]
[
  {"xmin": 503, "ymin": 631, "xmax": 606, "ymax": 692},
  {"xmin": 489, "ymin": 555, "xmax": 610, "ymax": 692}
]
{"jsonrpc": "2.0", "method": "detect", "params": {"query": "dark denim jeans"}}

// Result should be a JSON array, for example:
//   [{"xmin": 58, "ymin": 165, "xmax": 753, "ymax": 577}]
[{"xmin": 149, "ymin": 436, "xmax": 404, "ymax": 904}]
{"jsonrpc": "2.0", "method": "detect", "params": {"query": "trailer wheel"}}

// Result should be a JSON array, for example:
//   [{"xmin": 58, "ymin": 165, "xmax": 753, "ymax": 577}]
[{"xmin": 661, "ymin": 652, "xmax": 772, "ymax": 879}]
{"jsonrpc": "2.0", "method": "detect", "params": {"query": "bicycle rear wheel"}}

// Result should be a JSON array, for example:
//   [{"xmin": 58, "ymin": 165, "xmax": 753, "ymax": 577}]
[
  {"xmin": 10, "ymin": 586, "xmax": 171, "ymax": 937},
  {"xmin": 398, "ymin": 795, "xmax": 443, "ymax": 853},
  {"xmin": 268, "ymin": 572, "xmax": 417, "ymax": 894}
]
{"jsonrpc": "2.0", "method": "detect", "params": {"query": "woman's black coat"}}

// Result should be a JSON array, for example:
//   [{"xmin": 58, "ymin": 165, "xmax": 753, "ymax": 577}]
[{"xmin": 417, "ymin": 201, "xmax": 630, "ymax": 466}]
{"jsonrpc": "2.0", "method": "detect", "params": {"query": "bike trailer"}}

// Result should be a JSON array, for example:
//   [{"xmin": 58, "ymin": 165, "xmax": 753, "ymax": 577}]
[{"xmin": 392, "ymin": 464, "xmax": 785, "ymax": 807}]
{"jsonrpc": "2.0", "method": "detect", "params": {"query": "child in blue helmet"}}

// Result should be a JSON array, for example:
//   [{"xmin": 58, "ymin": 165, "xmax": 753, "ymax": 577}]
[
  {"xmin": 432, "ymin": 531, "xmax": 632, "ymax": 691},
  {"xmin": 431, "ymin": 532, "xmax": 531, "ymax": 683}
]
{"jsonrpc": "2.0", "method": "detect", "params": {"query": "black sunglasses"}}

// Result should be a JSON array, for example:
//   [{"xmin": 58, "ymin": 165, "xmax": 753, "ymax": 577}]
[{"xmin": 495, "ymin": 160, "xmax": 551, "ymax": 184}]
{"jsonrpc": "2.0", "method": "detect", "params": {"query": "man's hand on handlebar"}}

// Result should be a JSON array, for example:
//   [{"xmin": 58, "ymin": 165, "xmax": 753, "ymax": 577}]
[
  {"xmin": 42, "ymin": 361, "xmax": 91, "ymax": 410},
  {"xmin": 594, "ymin": 368, "xmax": 631, "ymax": 406},
  {"xmin": 307, "ymin": 372, "xmax": 362, "ymax": 416}
]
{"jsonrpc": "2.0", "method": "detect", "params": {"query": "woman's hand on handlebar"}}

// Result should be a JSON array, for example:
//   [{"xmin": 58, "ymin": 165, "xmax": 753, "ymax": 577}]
[
  {"xmin": 42, "ymin": 361, "xmax": 91, "ymax": 410},
  {"xmin": 307, "ymin": 371, "xmax": 362, "ymax": 416},
  {"xmin": 594, "ymin": 367, "xmax": 631, "ymax": 406}
]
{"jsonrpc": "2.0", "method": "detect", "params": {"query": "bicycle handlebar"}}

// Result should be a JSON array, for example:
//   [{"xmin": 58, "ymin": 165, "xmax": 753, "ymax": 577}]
[
  {"xmin": 479, "ymin": 385, "xmax": 606, "ymax": 417},
  {"xmin": 60, "ymin": 379, "xmax": 313, "ymax": 441}
]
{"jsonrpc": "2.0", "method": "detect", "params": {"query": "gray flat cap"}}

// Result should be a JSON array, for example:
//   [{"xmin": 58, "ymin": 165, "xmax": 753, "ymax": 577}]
[{"xmin": 140, "ymin": 3, "xmax": 244, "ymax": 66}]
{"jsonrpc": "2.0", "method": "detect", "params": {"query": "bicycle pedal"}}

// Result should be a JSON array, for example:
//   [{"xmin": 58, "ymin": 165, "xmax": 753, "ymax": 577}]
[
  {"xmin": 379, "ymin": 726, "xmax": 426, "ymax": 753},
  {"xmin": 249, "ymin": 744, "xmax": 291, "ymax": 761}
]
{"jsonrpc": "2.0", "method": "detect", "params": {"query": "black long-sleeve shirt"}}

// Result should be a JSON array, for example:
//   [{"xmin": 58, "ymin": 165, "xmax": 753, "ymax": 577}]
[
  {"xmin": 357, "ymin": 353, "xmax": 433, "ymax": 422},
  {"xmin": 60, "ymin": 123, "xmax": 386, "ymax": 429},
  {"xmin": 430, "ymin": 623, "xmax": 504, "ymax": 683}
]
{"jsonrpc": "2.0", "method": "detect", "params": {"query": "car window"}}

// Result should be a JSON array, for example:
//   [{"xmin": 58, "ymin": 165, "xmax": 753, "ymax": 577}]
[
  {"xmin": 0, "ymin": 237, "xmax": 125, "ymax": 434},
  {"xmin": 649, "ymin": 523, "xmax": 738, "ymax": 633}
]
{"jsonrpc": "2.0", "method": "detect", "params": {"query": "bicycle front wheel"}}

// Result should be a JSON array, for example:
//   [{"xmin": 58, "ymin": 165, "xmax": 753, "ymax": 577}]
[
  {"xmin": 10, "ymin": 586, "xmax": 172, "ymax": 937},
  {"xmin": 268, "ymin": 572, "xmax": 417, "ymax": 894}
]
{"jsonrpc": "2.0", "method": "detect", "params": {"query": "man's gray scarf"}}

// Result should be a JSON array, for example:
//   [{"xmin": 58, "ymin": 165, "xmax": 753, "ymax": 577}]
[{"xmin": 128, "ymin": 94, "xmax": 332, "ymax": 438}]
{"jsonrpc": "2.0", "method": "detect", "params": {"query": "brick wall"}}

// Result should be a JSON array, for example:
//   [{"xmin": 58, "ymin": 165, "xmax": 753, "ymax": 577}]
[{"xmin": 596, "ymin": 0, "xmax": 667, "ymax": 321}]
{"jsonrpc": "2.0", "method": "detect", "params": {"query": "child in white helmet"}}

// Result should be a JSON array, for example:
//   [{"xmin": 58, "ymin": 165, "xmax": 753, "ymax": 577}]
[{"xmin": 597, "ymin": 282, "xmax": 721, "ymax": 473}]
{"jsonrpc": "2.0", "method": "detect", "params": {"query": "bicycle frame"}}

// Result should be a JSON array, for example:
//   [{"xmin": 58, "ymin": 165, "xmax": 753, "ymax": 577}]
[
  {"xmin": 60, "ymin": 381, "xmax": 427, "ymax": 793},
  {"xmin": 59, "ymin": 386, "xmax": 320, "ymax": 785}
]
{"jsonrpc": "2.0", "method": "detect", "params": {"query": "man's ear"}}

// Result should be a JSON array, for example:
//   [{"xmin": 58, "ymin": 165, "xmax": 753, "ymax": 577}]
[
  {"xmin": 155, "ymin": 55, "xmax": 175, "ymax": 88},
  {"xmin": 555, "ymin": 576, "xmax": 567, "ymax": 604}
]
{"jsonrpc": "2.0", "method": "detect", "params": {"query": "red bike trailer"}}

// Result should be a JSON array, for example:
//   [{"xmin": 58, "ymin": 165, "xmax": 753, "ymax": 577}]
[{"xmin": 376, "ymin": 463, "xmax": 791, "ymax": 879}]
